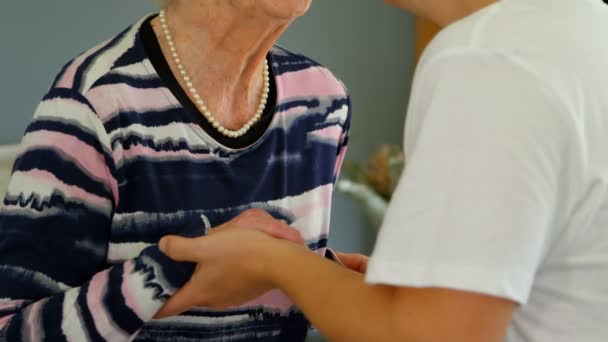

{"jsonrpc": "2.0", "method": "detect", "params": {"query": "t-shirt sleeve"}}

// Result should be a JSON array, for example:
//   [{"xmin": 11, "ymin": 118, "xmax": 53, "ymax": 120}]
[{"xmin": 365, "ymin": 51, "xmax": 571, "ymax": 304}]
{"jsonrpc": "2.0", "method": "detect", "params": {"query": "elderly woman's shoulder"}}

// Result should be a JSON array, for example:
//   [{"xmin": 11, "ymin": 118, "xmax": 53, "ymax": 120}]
[
  {"xmin": 270, "ymin": 45, "xmax": 349, "ymax": 98},
  {"xmin": 51, "ymin": 22, "xmax": 144, "ymax": 96}
]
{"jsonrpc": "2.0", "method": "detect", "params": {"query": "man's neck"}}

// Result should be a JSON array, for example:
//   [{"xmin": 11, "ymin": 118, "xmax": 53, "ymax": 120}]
[{"xmin": 419, "ymin": 0, "xmax": 498, "ymax": 26}]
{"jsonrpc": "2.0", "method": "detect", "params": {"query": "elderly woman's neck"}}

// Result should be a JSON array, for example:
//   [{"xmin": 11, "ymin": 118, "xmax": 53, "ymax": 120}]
[
  {"xmin": 162, "ymin": 2, "xmax": 288, "ymax": 87},
  {"xmin": 151, "ymin": 1, "xmax": 296, "ymax": 127}
]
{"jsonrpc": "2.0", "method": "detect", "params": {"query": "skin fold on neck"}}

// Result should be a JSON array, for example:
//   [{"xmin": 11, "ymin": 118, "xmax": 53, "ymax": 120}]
[{"xmin": 151, "ymin": 1, "xmax": 296, "ymax": 129}]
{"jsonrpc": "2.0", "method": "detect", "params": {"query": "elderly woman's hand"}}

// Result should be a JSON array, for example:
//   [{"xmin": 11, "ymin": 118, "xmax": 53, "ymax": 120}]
[
  {"xmin": 155, "ymin": 209, "xmax": 307, "ymax": 318},
  {"xmin": 206, "ymin": 208, "xmax": 305, "ymax": 245}
]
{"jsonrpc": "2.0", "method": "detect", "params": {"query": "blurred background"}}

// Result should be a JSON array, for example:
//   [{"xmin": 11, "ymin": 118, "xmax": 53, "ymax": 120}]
[{"xmin": 0, "ymin": 1, "xmax": 416, "ymax": 340}]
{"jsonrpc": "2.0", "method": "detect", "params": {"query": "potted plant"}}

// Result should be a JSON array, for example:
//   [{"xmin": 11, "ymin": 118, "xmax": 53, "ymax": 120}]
[{"xmin": 336, "ymin": 145, "xmax": 405, "ymax": 229}]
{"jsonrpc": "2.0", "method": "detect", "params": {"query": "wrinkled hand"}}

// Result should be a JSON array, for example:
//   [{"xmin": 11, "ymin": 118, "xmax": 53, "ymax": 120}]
[
  {"xmin": 335, "ymin": 252, "xmax": 369, "ymax": 274},
  {"xmin": 155, "ymin": 209, "xmax": 306, "ymax": 318}
]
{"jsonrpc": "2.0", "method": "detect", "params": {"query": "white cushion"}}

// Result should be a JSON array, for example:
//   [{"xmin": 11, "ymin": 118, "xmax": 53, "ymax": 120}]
[{"xmin": 0, "ymin": 145, "xmax": 19, "ymax": 197}]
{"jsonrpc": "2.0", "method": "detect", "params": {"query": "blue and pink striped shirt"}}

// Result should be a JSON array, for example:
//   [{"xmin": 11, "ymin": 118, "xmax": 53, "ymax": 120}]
[{"xmin": 0, "ymin": 14, "xmax": 350, "ymax": 341}]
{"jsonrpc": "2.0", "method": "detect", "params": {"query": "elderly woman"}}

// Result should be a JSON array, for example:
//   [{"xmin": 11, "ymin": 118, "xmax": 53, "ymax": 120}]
[
  {"xmin": 155, "ymin": 0, "xmax": 608, "ymax": 341},
  {"xmin": 0, "ymin": 0, "xmax": 350, "ymax": 341}
]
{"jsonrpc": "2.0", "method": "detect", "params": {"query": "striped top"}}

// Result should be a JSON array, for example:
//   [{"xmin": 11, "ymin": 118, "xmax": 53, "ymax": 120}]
[{"xmin": 0, "ymin": 15, "xmax": 350, "ymax": 342}]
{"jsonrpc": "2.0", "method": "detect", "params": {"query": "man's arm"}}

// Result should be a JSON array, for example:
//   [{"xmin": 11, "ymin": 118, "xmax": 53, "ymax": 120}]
[
  {"xmin": 157, "ymin": 224, "xmax": 516, "ymax": 342},
  {"xmin": 267, "ymin": 239, "xmax": 516, "ymax": 342}
]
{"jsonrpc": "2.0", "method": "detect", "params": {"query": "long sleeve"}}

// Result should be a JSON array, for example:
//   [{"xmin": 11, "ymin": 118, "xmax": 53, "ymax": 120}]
[
  {"xmin": 333, "ymin": 89, "xmax": 352, "ymax": 184},
  {"xmin": 0, "ymin": 89, "xmax": 193, "ymax": 341}
]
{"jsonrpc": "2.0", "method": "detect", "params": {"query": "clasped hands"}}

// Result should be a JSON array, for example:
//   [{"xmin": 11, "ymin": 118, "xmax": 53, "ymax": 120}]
[{"xmin": 155, "ymin": 209, "xmax": 368, "ymax": 318}]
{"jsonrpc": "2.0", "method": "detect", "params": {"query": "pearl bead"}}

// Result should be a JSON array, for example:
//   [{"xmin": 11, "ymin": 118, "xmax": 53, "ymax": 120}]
[{"xmin": 212, "ymin": 122, "xmax": 220, "ymax": 128}]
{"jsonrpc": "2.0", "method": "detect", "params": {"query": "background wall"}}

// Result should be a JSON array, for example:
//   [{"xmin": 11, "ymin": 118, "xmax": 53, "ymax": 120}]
[{"xmin": 0, "ymin": 1, "xmax": 414, "ymax": 338}]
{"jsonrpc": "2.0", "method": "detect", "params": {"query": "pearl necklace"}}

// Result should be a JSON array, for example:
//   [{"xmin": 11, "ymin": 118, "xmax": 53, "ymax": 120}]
[{"xmin": 159, "ymin": 10, "xmax": 270, "ymax": 138}]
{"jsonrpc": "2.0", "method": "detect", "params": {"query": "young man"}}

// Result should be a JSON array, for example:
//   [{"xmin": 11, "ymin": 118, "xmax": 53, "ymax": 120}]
[{"xmin": 157, "ymin": 0, "xmax": 608, "ymax": 341}]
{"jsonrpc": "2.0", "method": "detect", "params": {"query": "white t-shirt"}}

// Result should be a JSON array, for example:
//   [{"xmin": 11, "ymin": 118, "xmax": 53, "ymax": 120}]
[{"xmin": 366, "ymin": 0, "xmax": 608, "ymax": 341}]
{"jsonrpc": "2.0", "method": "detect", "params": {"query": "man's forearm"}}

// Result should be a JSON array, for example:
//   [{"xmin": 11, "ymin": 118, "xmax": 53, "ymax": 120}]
[
  {"xmin": 157, "ymin": 213, "xmax": 515, "ymax": 341},
  {"xmin": 267, "ymin": 244, "xmax": 401, "ymax": 342}
]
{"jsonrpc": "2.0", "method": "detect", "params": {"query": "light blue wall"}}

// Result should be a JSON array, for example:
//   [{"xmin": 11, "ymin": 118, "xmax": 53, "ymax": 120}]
[{"xmin": 0, "ymin": 0, "xmax": 413, "ymax": 259}]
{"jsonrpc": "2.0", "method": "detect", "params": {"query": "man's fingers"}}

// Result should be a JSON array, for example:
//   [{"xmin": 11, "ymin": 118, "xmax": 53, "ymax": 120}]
[
  {"xmin": 155, "ymin": 280, "xmax": 200, "ymax": 318},
  {"xmin": 159, "ymin": 235, "xmax": 204, "ymax": 262},
  {"xmin": 282, "ymin": 221, "xmax": 306, "ymax": 245},
  {"xmin": 263, "ymin": 220, "xmax": 305, "ymax": 244}
]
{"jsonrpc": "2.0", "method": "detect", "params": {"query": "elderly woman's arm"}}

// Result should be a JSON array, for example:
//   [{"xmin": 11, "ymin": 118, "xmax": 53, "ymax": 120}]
[{"xmin": 0, "ymin": 87, "xmax": 192, "ymax": 341}]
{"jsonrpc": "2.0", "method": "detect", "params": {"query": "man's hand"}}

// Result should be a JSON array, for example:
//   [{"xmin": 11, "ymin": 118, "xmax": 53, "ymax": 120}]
[{"xmin": 155, "ymin": 209, "xmax": 306, "ymax": 318}]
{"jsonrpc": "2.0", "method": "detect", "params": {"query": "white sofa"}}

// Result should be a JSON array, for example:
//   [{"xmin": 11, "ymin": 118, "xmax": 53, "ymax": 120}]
[{"xmin": 0, "ymin": 145, "xmax": 19, "ymax": 196}]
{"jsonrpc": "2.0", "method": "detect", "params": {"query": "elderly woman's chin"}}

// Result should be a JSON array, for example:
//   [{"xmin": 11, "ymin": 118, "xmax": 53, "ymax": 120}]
[{"xmin": 262, "ymin": 0, "xmax": 312, "ymax": 19}]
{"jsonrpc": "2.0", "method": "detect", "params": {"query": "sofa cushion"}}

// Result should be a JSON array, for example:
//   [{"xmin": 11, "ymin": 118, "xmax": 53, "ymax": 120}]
[{"xmin": 0, "ymin": 145, "xmax": 19, "ymax": 197}]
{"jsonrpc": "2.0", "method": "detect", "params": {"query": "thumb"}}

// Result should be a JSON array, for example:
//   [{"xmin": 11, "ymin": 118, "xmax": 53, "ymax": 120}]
[
  {"xmin": 155, "ymin": 280, "xmax": 200, "ymax": 318},
  {"xmin": 159, "ymin": 235, "xmax": 204, "ymax": 262}
]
